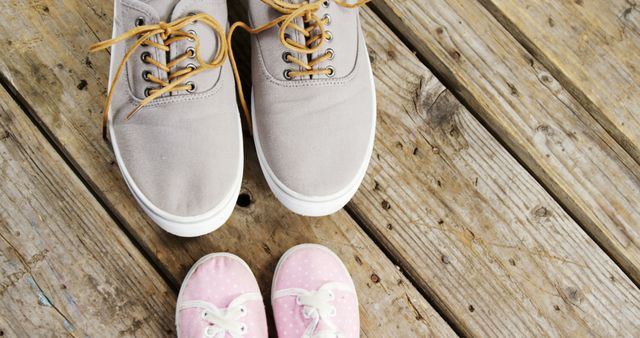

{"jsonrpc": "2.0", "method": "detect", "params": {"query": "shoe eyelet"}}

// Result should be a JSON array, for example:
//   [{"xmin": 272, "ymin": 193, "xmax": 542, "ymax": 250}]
[
  {"xmin": 144, "ymin": 87, "xmax": 153, "ymax": 97},
  {"xmin": 325, "ymin": 30, "xmax": 333, "ymax": 41},
  {"xmin": 240, "ymin": 323, "xmax": 247, "ymax": 333},
  {"xmin": 282, "ymin": 51, "xmax": 293, "ymax": 63},
  {"xmin": 239, "ymin": 305, "xmax": 248, "ymax": 317},
  {"xmin": 326, "ymin": 66, "xmax": 336, "ymax": 78},
  {"xmin": 186, "ymin": 47, "xmax": 196, "ymax": 58},
  {"xmin": 323, "ymin": 14, "xmax": 331, "ymax": 25},
  {"xmin": 135, "ymin": 16, "xmax": 145, "ymax": 27},
  {"xmin": 322, "ymin": 0, "xmax": 330, "ymax": 8},
  {"xmin": 142, "ymin": 70, "xmax": 152, "ymax": 81},
  {"xmin": 141, "ymin": 51, "xmax": 151, "ymax": 63},
  {"xmin": 186, "ymin": 81, "xmax": 196, "ymax": 93},
  {"xmin": 204, "ymin": 326, "xmax": 215, "ymax": 337},
  {"xmin": 186, "ymin": 63, "xmax": 197, "ymax": 71},
  {"xmin": 283, "ymin": 69, "xmax": 293, "ymax": 80},
  {"xmin": 187, "ymin": 29, "xmax": 197, "ymax": 42},
  {"xmin": 201, "ymin": 311, "xmax": 208, "ymax": 319},
  {"xmin": 325, "ymin": 48, "xmax": 335, "ymax": 60},
  {"xmin": 188, "ymin": 12, "xmax": 198, "ymax": 23},
  {"xmin": 284, "ymin": 33, "xmax": 291, "ymax": 41},
  {"xmin": 329, "ymin": 306, "xmax": 337, "ymax": 317}
]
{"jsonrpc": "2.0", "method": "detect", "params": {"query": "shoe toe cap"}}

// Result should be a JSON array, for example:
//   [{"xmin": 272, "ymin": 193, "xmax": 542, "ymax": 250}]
[
  {"xmin": 178, "ymin": 254, "xmax": 267, "ymax": 338},
  {"xmin": 255, "ymin": 98, "xmax": 375, "ymax": 199},
  {"xmin": 112, "ymin": 108, "xmax": 242, "ymax": 219}
]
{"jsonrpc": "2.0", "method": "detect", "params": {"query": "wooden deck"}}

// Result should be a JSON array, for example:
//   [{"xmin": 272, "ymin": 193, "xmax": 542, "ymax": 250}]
[{"xmin": 1, "ymin": 0, "xmax": 639, "ymax": 336}]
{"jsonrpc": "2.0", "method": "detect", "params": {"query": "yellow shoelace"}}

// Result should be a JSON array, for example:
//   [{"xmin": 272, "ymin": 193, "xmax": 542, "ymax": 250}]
[
  {"xmin": 228, "ymin": 0, "xmax": 370, "ymax": 133},
  {"xmin": 90, "ymin": 13, "xmax": 227, "ymax": 139}
]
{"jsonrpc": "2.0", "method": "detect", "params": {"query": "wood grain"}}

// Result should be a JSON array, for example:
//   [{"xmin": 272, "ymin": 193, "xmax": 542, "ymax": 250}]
[
  {"xmin": 370, "ymin": 0, "xmax": 640, "ymax": 285},
  {"xmin": 478, "ymin": 0, "xmax": 640, "ymax": 162},
  {"xmin": 0, "ymin": 1, "xmax": 455, "ymax": 336},
  {"xmin": 349, "ymin": 6, "xmax": 640, "ymax": 338},
  {"xmin": 0, "ymin": 85, "xmax": 175, "ymax": 336}
]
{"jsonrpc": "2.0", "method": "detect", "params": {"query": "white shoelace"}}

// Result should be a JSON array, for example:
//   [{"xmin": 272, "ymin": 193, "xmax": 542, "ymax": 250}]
[
  {"xmin": 272, "ymin": 282, "xmax": 355, "ymax": 338},
  {"xmin": 177, "ymin": 292, "xmax": 262, "ymax": 338}
]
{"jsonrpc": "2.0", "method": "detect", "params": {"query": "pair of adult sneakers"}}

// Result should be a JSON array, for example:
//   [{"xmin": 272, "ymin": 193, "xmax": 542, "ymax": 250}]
[{"xmin": 91, "ymin": 0, "xmax": 375, "ymax": 237}]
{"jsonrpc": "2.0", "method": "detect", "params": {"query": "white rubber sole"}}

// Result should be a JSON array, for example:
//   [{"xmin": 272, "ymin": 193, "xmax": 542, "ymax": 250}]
[
  {"xmin": 251, "ymin": 65, "xmax": 376, "ymax": 217},
  {"xmin": 175, "ymin": 253, "xmax": 257, "ymax": 333},
  {"xmin": 107, "ymin": 0, "xmax": 242, "ymax": 237}
]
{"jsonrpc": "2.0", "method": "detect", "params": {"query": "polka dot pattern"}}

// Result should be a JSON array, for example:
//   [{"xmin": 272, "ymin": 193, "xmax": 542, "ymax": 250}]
[
  {"xmin": 272, "ymin": 245, "xmax": 360, "ymax": 338},
  {"xmin": 177, "ymin": 254, "xmax": 268, "ymax": 338}
]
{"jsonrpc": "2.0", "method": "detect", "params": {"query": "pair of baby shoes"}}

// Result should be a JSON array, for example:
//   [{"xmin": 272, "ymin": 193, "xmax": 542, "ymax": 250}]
[
  {"xmin": 176, "ymin": 244, "xmax": 359, "ymax": 338},
  {"xmin": 91, "ymin": 0, "xmax": 376, "ymax": 237}
]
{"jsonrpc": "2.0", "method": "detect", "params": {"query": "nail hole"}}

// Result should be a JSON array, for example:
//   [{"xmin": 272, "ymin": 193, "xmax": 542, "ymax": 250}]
[{"xmin": 236, "ymin": 192, "xmax": 252, "ymax": 207}]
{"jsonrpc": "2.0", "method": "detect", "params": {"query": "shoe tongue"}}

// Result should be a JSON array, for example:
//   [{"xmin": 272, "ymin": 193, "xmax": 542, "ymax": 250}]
[
  {"xmin": 141, "ymin": 0, "xmax": 181, "ymax": 21},
  {"xmin": 169, "ymin": 0, "xmax": 225, "ymax": 63}
]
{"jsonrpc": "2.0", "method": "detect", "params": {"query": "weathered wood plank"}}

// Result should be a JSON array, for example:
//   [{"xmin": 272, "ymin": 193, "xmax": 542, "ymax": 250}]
[
  {"xmin": 0, "ymin": 1, "xmax": 455, "ymax": 337},
  {"xmin": 350, "ymin": 6, "xmax": 640, "ymax": 338},
  {"xmin": 6, "ymin": 0, "xmax": 640, "ymax": 336},
  {"xmin": 0, "ymin": 86, "xmax": 175, "ymax": 336},
  {"xmin": 478, "ymin": 0, "xmax": 640, "ymax": 162},
  {"xmin": 370, "ymin": 0, "xmax": 640, "ymax": 285}
]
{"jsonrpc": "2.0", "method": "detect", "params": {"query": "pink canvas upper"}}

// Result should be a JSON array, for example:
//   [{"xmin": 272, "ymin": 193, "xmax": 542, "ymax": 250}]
[
  {"xmin": 176, "ymin": 254, "xmax": 268, "ymax": 338},
  {"xmin": 271, "ymin": 244, "xmax": 360, "ymax": 338}
]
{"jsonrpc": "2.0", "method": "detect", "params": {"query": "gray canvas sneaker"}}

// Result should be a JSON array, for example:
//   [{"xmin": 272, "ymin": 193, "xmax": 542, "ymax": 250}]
[
  {"xmin": 231, "ymin": 0, "xmax": 375, "ymax": 216},
  {"xmin": 91, "ymin": 0, "xmax": 242, "ymax": 237}
]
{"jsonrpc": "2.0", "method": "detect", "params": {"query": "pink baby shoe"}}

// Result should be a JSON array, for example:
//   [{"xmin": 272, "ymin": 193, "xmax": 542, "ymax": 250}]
[
  {"xmin": 271, "ymin": 244, "xmax": 359, "ymax": 338},
  {"xmin": 176, "ymin": 253, "xmax": 268, "ymax": 338}
]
